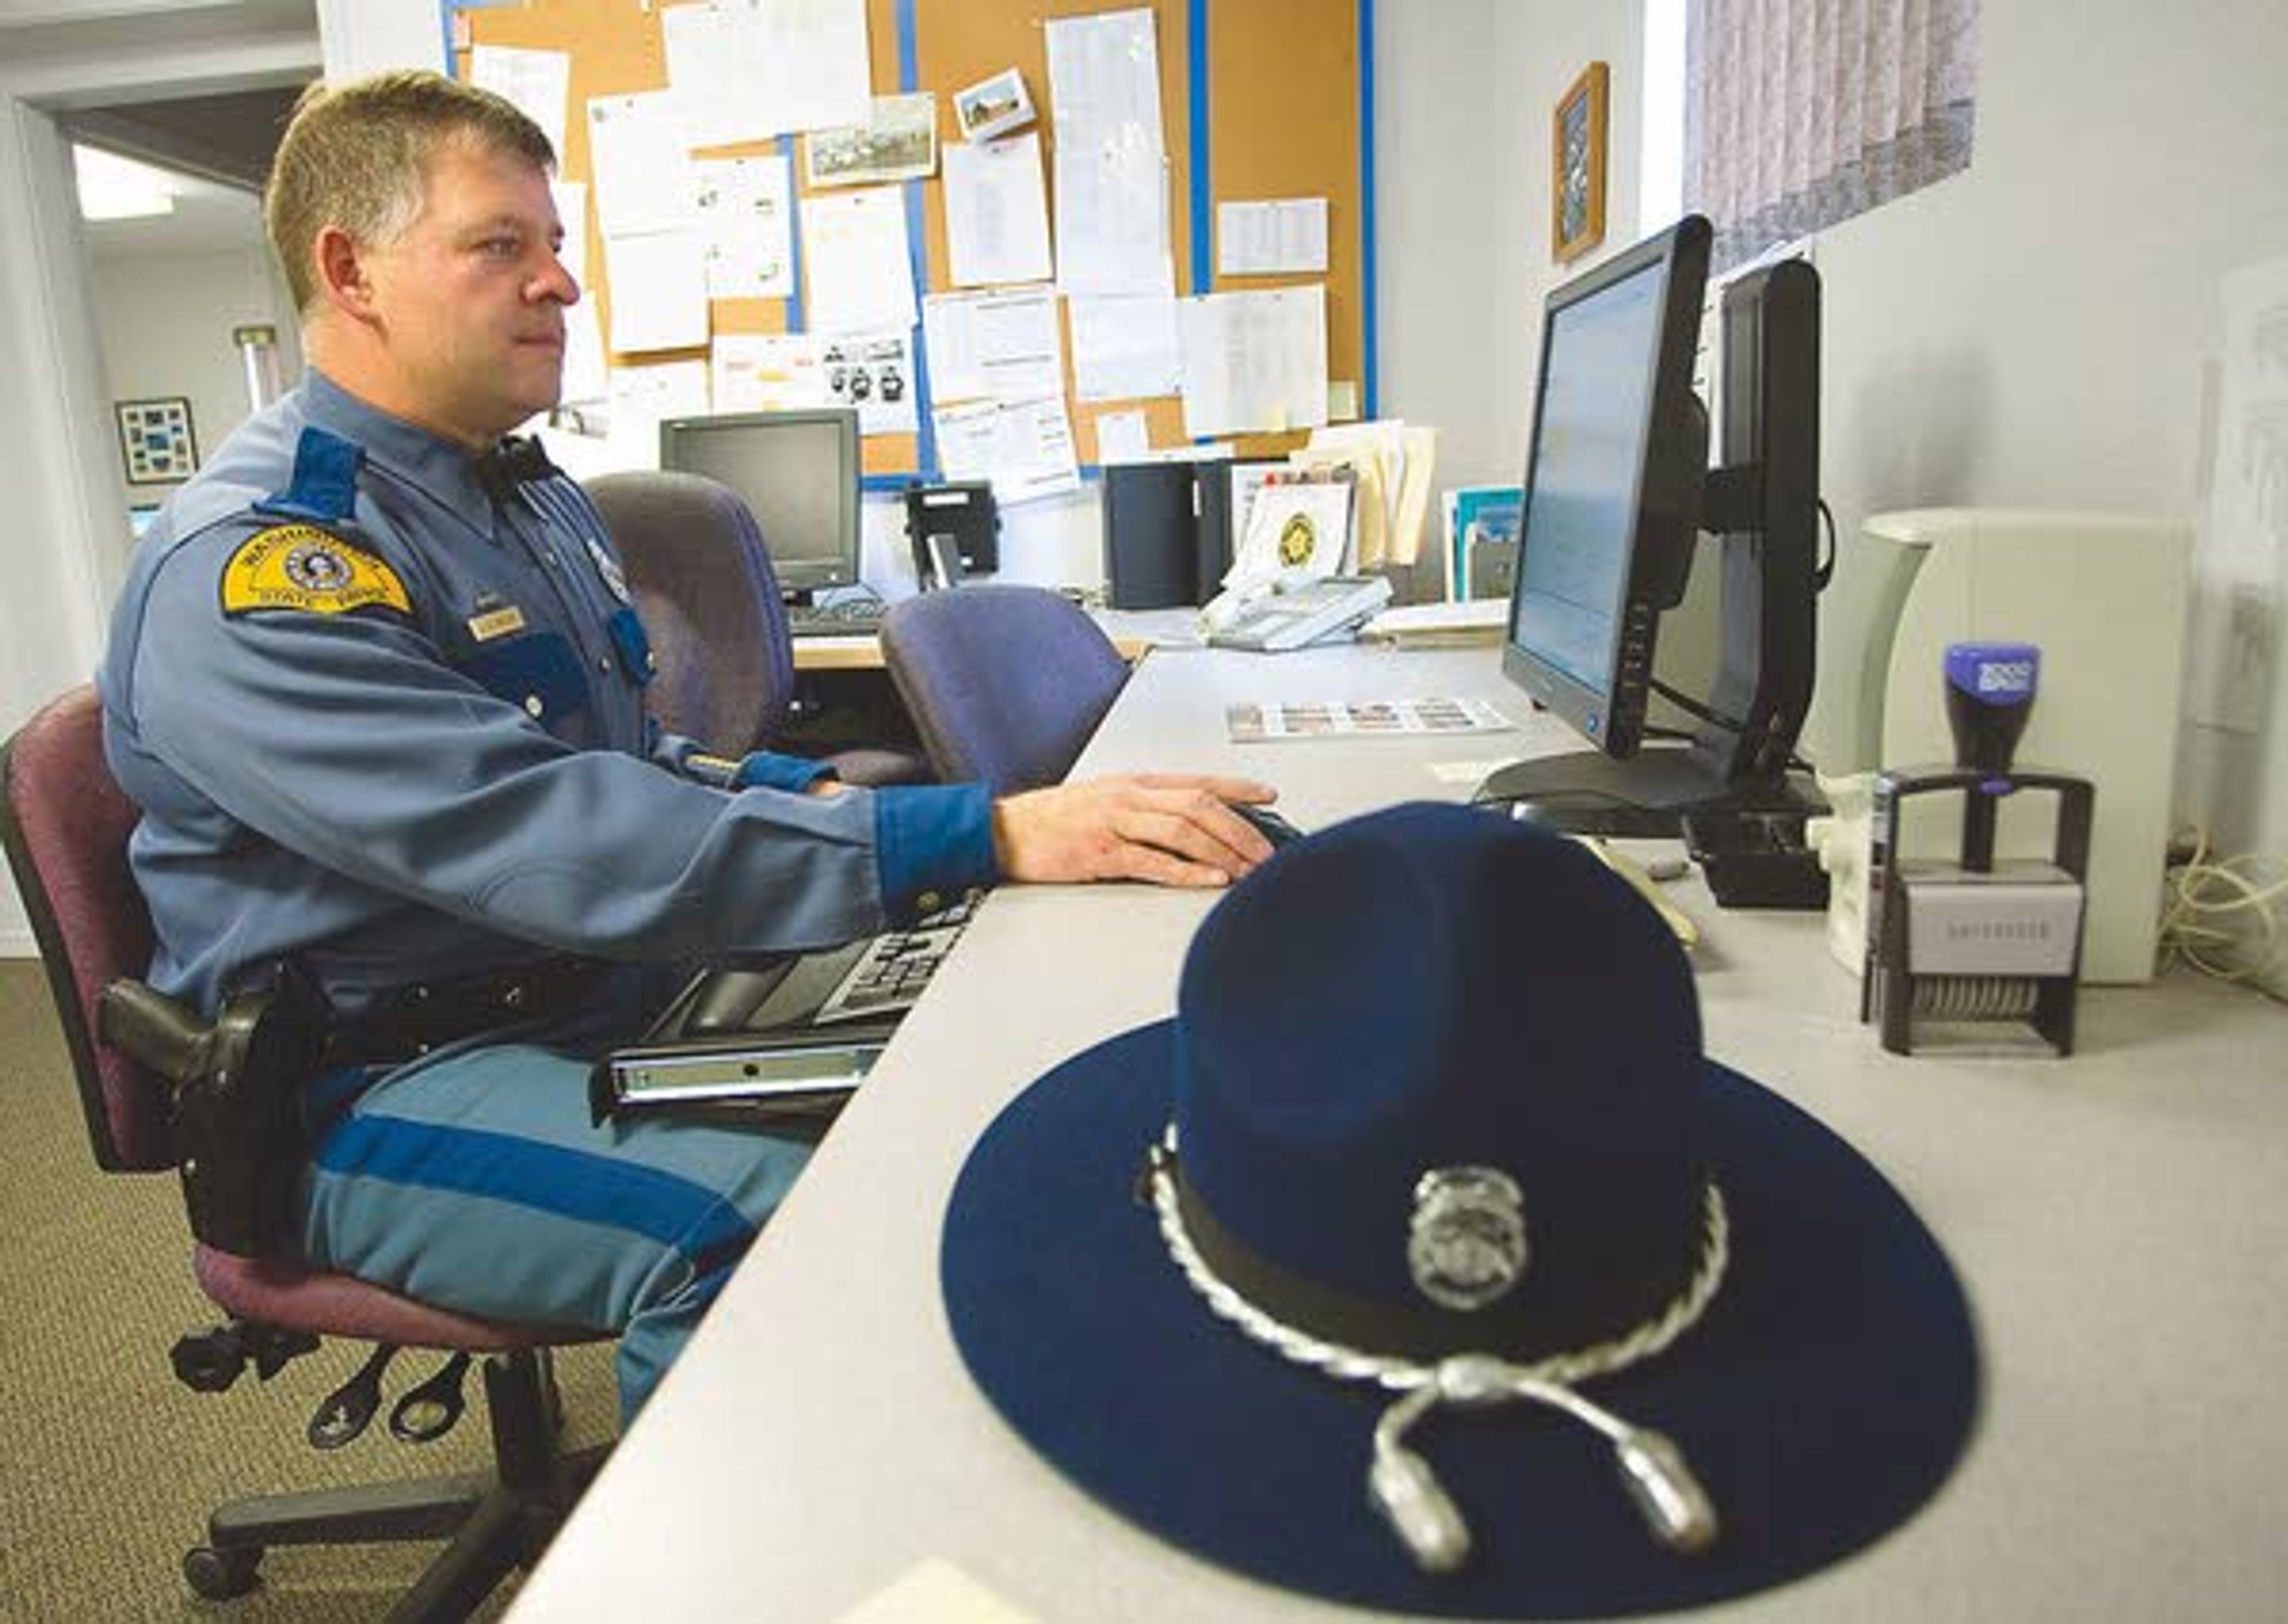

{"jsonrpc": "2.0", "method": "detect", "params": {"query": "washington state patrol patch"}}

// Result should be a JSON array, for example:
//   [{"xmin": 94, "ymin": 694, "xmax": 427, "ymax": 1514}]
[{"xmin": 220, "ymin": 525, "xmax": 413, "ymax": 618}]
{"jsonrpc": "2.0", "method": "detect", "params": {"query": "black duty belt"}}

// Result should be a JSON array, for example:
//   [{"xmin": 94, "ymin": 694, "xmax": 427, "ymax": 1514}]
[{"xmin": 324, "ymin": 956, "xmax": 624, "ymax": 1068}]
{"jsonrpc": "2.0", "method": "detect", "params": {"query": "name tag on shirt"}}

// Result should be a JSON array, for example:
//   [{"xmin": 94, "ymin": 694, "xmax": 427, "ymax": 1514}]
[{"xmin": 467, "ymin": 604, "xmax": 528, "ymax": 642}]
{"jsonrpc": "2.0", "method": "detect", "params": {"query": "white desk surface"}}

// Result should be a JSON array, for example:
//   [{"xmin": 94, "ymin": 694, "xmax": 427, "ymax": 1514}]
[
  {"xmin": 511, "ymin": 645, "xmax": 2288, "ymax": 1623},
  {"xmin": 789, "ymin": 605, "xmax": 1201, "ymax": 671}
]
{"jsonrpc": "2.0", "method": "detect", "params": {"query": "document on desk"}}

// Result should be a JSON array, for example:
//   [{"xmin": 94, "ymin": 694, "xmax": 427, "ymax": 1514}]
[
  {"xmin": 1359, "ymin": 597, "xmax": 1509, "ymax": 649},
  {"xmin": 832, "ymin": 1558, "xmax": 1036, "ymax": 1624},
  {"xmin": 1227, "ymin": 696, "xmax": 1512, "ymax": 742}
]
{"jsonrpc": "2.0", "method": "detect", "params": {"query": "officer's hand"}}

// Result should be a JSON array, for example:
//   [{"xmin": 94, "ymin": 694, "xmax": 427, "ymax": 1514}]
[{"xmin": 991, "ymin": 774, "xmax": 1279, "ymax": 887}]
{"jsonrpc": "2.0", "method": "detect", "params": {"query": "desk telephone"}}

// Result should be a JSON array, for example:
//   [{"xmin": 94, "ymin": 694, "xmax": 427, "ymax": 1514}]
[{"xmin": 1202, "ymin": 573, "xmax": 1392, "ymax": 652}]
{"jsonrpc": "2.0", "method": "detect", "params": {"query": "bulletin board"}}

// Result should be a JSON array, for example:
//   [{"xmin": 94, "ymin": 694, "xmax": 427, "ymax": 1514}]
[{"xmin": 450, "ymin": 0, "xmax": 1375, "ymax": 488}]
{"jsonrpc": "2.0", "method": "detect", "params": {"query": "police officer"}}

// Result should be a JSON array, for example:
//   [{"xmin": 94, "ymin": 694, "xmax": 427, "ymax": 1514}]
[{"xmin": 97, "ymin": 70, "xmax": 1277, "ymax": 1423}]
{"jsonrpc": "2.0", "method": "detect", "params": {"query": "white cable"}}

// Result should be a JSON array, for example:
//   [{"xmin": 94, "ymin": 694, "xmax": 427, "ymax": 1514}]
[{"xmin": 2160, "ymin": 827, "xmax": 2286, "ymax": 997}]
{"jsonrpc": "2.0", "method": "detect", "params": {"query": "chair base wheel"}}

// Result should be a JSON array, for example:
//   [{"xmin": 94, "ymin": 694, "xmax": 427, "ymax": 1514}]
[{"xmin": 184, "ymin": 1542, "xmax": 263, "ymax": 1600}]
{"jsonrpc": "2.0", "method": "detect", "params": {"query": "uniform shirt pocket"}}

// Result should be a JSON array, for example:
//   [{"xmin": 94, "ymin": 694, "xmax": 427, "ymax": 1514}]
[{"xmin": 455, "ymin": 630, "xmax": 595, "ymax": 729}]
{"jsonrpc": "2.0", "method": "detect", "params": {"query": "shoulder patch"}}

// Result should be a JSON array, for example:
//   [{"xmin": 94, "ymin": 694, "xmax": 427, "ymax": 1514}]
[{"xmin": 220, "ymin": 525, "xmax": 412, "ymax": 618}]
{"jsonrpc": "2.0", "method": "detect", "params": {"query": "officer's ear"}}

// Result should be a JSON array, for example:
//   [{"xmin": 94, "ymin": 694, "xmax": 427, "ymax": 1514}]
[{"xmin": 312, "ymin": 225, "xmax": 378, "ymax": 322}]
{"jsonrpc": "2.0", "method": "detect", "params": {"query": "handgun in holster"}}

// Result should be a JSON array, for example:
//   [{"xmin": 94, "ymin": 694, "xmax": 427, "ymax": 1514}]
[{"xmin": 97, "ymin": 961, "xmax": 331, "ymax": 1257}]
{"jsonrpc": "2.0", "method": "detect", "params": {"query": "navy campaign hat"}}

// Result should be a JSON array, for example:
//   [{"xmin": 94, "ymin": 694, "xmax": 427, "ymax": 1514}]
[{"xmin": 941, "ymin": 802, "xmax": 1978, "ymax": 1616}]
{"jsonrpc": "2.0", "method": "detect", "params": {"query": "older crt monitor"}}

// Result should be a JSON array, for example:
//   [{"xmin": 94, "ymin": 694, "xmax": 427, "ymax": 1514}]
[
  {"xmin": 1475, "ymin": 213, "xmax": 1821, "ymax": 835},
  {"xmin": 657, "ymin": 409, "xmax": 862, "ymax": 599}
]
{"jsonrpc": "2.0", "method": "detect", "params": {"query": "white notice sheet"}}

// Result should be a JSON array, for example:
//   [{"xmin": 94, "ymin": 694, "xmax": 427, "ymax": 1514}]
[
  {"xmin": 1045, "ymin": 8, "xmax": 1173, "ymax": 297},
  {"xmin": 800, "ymin": 187, "xmax": 917, "ymax": 336},
  {"xmin": 1179, "ymin": 285, "xmax": 1329, "ymax": 438},
  {"xmin": 471, "ymin": 45, "xmax": 571, "ymax": 161},
  {"xmin": 1068, "ymin": 293, "xmax": 1182, "ymax": 401},
  {"xmin": 1216, "ymin": 198, "xmax": 1330, "ymax": 276},
  {"xmin": 711, "ymin": 332, "xmax": 829, "ymax": 413},
  {"xmin": 602, "ymin": 230, "xmax": 711, "ymax": 353},
  {"xmin": 607, "ymin": 360, "xmax": 710, "ymax": 459},
  {"xmin": 548, "ymin": 182, "xmax": 589, "ymax": 290},
  {"xmin": 694, "ymin": 155, "xmax": 795, "ymax": 300},
  {"xmin": 561, "ymin": 304, "xmax": 609, "ymax": 407},
  {"xmin": 921, "ymin": 286, "xmax": 1064, "ymax": 403},
  {"xmin": 1093, "ymin": 409, "xmax": 1151, "ymax": 465},
  {"xmin": 942, "ymin": 133, "xmax": 1056, "ymax": 288},
  {"xmin": 587, "ymin": 92, "xmax": 696, "ymax": 238},
  {"xmin": 932, "ymin": 396, "xmax": 1081, "ymax": 505},
  {"xmin": 662, "ymin": 0, "xmax": 871, "ymax": 147}
]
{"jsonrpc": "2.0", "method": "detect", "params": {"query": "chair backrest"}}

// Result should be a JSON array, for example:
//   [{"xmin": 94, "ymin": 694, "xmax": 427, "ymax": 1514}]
[
  {"xmin": 587, "ymin": 470, "xmax": 797, "ymax": 754},
  {"xmin": 879, "ymin": 586, "xmax": 1131, "ymax": 794},
  {"xmin": 0, "ymin": 683, "xmax": 173, "ymax": 1171}
]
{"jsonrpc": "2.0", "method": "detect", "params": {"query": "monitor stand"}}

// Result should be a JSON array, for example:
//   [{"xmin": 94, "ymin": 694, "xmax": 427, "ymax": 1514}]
[{"xmin": 1471, "ymin": 745, "xmax": 1796, "ymax": 838}]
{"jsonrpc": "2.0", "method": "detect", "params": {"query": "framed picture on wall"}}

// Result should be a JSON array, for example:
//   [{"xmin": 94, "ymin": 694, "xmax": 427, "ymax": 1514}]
[
  {"xmin": 115, "ymin": 396, "xmax": 198, "ymax": 484},
  {"xmin": 1553, "ymin": 61, "xmax": 1609, "ymax": 263}
]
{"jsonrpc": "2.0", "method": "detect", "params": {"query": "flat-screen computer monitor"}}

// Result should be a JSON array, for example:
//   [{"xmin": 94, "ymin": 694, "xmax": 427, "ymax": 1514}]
[
  {"xmin": 657, "ymin": 409, "xmax": 861, "ymax": 600},
  {"xmin": 1474, "ymin": 213, "xmax": 1821, "ymax": 835}
]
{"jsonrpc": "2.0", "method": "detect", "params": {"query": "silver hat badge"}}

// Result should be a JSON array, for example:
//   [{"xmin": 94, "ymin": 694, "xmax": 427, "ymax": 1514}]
[{"xmin": 1407, "ymin": 1166, "xmax": 1528, "ymax": 1311}]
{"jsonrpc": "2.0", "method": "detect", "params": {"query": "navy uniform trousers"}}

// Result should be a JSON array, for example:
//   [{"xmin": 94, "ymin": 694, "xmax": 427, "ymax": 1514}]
[{"xmin": 99, "ymin": 371, "xmax": 995, "ymax": 1420}]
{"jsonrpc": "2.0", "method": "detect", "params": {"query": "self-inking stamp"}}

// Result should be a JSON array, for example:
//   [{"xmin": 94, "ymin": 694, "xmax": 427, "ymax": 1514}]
[{"xmin": 1861, "ymin": 642, "xmax": 2094, "ymax": 1056}]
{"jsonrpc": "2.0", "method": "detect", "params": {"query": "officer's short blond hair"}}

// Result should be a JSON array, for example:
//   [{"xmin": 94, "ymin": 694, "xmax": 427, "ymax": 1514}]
[{"xmin": 265, "ymin": 69, "xmax": 556, "ymax": 314}]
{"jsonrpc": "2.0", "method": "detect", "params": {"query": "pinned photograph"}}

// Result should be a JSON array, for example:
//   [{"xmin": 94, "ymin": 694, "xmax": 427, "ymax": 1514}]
[
  {"xmin": 953, "ymin": 67, "xmax": 1034, "ymax": 144},
  {"xmin": 804, "ymin": 93, "xmax": 938, "ymax": 189},
  {"xmin": 820, "ymin": 331, "xmax": 917, "ymax": 435}
]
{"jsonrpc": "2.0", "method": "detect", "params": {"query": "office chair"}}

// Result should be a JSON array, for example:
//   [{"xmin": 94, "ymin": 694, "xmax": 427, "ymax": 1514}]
[
  {"xmin": 586, "ymin": 469, "xmax": 932, "ymax": 787},
  {"xmin": 0, "ymin": 684, "xmax": 610, "ymax": 1621},
  {"xmin": 878, "ymin": 584, "xmax": 1133, "ymax": 794}
]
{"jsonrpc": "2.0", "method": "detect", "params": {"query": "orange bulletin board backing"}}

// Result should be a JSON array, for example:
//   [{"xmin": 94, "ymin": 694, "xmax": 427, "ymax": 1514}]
[{"xmin": 455, "ymin": 0, "xmax": 1375, "ymax": 484}]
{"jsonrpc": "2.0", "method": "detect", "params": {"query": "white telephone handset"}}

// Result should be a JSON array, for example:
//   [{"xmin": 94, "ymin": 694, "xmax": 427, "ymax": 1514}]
[
  {"xmin": 1202, "ymin": 572, "xmax": 1393, "ymax": 652},
  {"xmin": 1202, "ymin": 474, "xmax": 1370, "ymax": 649}
]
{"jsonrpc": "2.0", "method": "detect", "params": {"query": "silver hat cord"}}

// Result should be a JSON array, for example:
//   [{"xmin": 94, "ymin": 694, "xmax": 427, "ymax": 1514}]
[{"xmin": 1144, "ymin": 1128, "xmax": 1729, "ymax": 1573}]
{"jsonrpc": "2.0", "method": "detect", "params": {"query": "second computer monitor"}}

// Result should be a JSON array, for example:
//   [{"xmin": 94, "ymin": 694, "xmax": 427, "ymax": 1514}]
[{"xmin": 657, "ymin": 409, "xmax": 862, "ymax": 599}]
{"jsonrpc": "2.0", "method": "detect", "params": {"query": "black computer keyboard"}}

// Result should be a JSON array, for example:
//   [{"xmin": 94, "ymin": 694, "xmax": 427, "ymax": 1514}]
[
  {"xmin": 812, "ymin": 894, "xmax": 977, "ymax": 1024},
  {"xmin": 785, "ymin": 601, "xmax": 887, "ymax": 638}
]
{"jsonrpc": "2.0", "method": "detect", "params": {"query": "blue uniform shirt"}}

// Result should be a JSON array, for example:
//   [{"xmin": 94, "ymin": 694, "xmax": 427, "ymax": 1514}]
[{"xmin": 99, "ymin": 371, "xmax": 996, "ymax": 1016}]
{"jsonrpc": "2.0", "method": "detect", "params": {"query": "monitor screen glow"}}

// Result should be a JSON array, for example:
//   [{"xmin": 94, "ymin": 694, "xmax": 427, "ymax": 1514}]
[{"xmin": 1509, "ymin": 259, "xmax": 1667, "ymax": 703}]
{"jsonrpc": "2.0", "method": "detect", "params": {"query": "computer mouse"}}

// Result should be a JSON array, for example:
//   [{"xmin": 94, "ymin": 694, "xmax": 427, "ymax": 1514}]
[{"xmin": 1228, "ymin": 800, "xmax": 1305, "ymax": 850}]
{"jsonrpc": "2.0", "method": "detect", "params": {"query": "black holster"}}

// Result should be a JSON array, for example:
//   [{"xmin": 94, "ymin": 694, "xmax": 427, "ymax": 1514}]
[{"xmin": 99, "ymin": 962, "xmax": 329, "ymax": 1258}]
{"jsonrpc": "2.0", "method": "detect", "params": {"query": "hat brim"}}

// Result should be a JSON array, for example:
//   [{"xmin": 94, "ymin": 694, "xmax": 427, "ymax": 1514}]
[{"xmin": 941, "ymin": 1024, "xmax": 1979, "ymax": 1617}]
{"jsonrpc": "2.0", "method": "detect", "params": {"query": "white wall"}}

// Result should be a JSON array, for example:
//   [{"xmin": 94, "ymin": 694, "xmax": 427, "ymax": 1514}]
[
  {"xmin": 1804, "ymin": 0, "xmax": 2288, "ymax": 795},
  {"xmin": 88, "ymin": 241, "xmax": 303, "ymax": 506},
  {"xmin": 0, "ymin": 0, "xmax": 319, "ymax": 951}
]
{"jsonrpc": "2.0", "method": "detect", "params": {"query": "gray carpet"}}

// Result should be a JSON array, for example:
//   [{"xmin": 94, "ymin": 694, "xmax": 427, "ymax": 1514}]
[{"xmin": 0, "ymin": 963, "xmax": 619, "ymax": 1622}]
